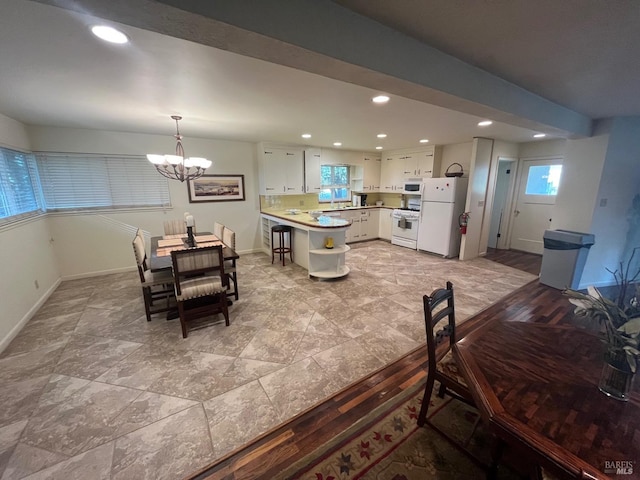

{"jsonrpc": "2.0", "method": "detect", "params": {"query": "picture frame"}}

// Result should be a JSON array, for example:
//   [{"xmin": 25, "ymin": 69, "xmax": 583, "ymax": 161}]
[{"xmin": 187, "ymin": 174, "xmax": 246, "ymax": 203}]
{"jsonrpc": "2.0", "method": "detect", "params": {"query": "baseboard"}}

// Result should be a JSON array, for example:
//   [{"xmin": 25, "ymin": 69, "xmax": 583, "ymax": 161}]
[
  {"xmin": 0, "ymin": 278, "xmax": 61, "ymax": 354},
  {"xmin": 60, "ymin": 266, "xmax": 137, "ymax": 281}
]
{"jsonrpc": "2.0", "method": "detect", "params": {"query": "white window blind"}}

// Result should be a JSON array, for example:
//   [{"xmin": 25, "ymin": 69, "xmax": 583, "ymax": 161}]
[
  {"xmin": 36, "ymin": 153, "xmax": 171, "ymax": 210},
  {"xmin": 0, "ymin": 147, "xmax": 43, "ymax": 225}
]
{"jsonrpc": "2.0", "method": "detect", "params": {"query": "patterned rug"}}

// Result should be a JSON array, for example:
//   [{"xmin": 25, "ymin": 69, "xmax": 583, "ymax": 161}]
[{"xmin": 279, "ymin": 383, "xmax": 525, "ymax": 480}]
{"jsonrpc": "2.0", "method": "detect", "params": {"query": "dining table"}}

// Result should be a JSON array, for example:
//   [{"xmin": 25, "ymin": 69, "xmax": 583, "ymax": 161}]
[
  {"xmin": 149, "ymin": 232, "xmax": 239, "ymax": 273},
  {"xmin": 454, "ymin": 319, "xmax": 639, "ymax": 479}
]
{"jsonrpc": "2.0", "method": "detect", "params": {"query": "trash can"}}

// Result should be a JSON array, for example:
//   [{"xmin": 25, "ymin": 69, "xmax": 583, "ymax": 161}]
[{"xmin": 539, "ymin": 230, "xmax": 595, "ymax": 289}]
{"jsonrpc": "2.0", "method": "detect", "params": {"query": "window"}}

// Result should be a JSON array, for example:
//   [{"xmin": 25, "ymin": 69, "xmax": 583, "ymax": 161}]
[
  {"xmin": 36, "ymin": 153, "xmax": 171, "ymax": 211},
  {"xmin": 319, "ymin": 165, "xmax": 350, "ymax": 203},
  {"xmin": 0, "ymin": 147, "xmax": 43, "ymax": 225},
  {"xmin": 525, "ymin": 164, "xmax": 562, "ymax": 196}
]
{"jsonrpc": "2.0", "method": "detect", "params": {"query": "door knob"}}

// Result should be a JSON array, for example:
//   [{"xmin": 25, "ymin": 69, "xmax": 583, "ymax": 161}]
[{"xmin": 514, "ymin": 210, "xmax": 520, "ymax": 216}]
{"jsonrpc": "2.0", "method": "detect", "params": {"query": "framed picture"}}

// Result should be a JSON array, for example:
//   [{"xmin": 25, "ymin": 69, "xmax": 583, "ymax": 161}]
[{"xmin": 188, "ymin": 174, "xmax": 246, "ymax": 203}]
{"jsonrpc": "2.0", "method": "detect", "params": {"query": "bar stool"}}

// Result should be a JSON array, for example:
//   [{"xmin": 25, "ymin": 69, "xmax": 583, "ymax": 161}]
[{"xmin": 271, "ymin": 225, "xmax": 293, "ymax": 266}]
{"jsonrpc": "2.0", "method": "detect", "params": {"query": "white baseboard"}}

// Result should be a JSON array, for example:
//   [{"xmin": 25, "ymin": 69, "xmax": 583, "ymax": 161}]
[
  {"xmin": 60, "ymin": 266, "xmax": 136, "ymax": 282},
  {"xmin": 0, "ymin": 278, "xmax": 61, "ymax": 354}
]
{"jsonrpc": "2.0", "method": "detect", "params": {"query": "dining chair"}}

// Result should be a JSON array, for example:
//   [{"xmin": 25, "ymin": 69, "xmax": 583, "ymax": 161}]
[
  {"xmin": 222, "ymin": 227, "xmax": 238, "ymax": 300},
  {"xmin": 418, "ymin": 281, "xmax": 476, "ymax": 425},
  {"xmin": 164, "ymin": 219, "xmax": 190, "ymax": 236},
  {"xmin": 213, "ymin": 221, "xmax": 225, "ymax": 239},
  {"xmin": 132, "ymin": 232, "xmax": 175, "ymax": 321},
  {"xmin": 417, "ymin": 281, "xmax": 504, "ymax": 479},
  {"xmin": 171, "ymin": 244, "xmax": 230, "ymax": 338}
]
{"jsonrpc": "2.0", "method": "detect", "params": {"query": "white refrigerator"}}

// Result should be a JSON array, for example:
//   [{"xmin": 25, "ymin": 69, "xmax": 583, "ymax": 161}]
[{"xmin": 417, "ymin": 177, "xmax": 468, "ymax": 257}]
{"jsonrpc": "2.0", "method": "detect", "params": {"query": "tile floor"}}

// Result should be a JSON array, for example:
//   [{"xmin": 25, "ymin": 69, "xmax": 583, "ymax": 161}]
[{"xmin": 0, "ymin": 240, "xmax": 537, "ymax": 479}]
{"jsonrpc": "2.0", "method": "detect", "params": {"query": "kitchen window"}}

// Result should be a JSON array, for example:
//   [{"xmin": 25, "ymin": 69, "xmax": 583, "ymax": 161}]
[{"xmin": 319, "ymin": 164, "xmax": 350, "ymax": 203}]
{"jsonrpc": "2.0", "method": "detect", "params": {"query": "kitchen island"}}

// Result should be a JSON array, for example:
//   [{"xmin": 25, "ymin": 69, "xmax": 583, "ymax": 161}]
[{"xmin": 261, "ymin": 211, "xmax": 351, "ymax": 279}]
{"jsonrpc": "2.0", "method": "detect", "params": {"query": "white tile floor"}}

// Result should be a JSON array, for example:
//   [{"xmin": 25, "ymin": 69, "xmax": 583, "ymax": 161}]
[{"xmin": 0, "ymin": 240, "xmax": 536, "ymax": 479}]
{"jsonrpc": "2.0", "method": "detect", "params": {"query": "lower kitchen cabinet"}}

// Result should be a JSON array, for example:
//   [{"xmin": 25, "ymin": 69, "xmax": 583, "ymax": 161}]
[{"xmin": 379, "ymin": 208, "xmax": 393, "ymax": 240}]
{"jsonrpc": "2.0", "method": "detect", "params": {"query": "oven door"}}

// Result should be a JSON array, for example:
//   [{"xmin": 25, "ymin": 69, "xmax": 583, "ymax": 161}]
[{"xmin": 392, "ymin": 214, "xmax": 419, "ymax": 241}]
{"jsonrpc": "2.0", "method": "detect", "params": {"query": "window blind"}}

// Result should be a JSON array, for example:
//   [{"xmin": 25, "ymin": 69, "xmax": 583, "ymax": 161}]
[
  {"xmin": 0, "ymin": 147, "xmax": 43, "ymax": 225},
  {"xmin": 36, "ymin": 153, "xmax": 171, "ymax": 211}
]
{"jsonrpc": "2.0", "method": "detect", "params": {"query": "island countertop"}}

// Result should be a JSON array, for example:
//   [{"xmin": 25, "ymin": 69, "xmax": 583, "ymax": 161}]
[{"xmin": 261, "ymin": 210, "xmax": 351, "ymax": 230}]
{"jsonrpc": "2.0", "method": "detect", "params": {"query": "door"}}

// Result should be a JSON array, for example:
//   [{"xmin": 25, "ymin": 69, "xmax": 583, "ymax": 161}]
[
  {"xmin": 487, "ymin": 160, "xmax": 516, "ymax": 249},
  {"xmin": 510, "ymin": 158, "xmax": 563, "ymax": 254}
]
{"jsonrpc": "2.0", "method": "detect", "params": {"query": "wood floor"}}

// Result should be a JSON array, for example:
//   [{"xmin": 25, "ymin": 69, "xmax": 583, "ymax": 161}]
[
  {"xmin": 485, "ymin": 247, "xmax": 542, "ymax": 276},
  {"xmin": 191, "ymin": 251, "xmax": 561, "ymax": 480}
]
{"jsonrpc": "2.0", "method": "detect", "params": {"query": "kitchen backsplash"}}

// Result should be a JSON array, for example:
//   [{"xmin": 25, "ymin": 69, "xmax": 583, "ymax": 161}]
[{"xmin": 260, "ymin": 193, "xmax": 404, "ymax": 211}]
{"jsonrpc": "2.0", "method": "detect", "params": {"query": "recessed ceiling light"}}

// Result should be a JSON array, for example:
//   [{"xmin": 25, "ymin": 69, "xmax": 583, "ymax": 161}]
[
  {"xmin": 419, "ymin": 139, "xmax": 429, "ymax": 143},
  {"xmin": 301, "ymin": 133, "xmax": 311, "ymax": 139},
  {"xmin": 533, "ymin": 133, "xmax": 546, "ymax": 138},
  {"xmin": 375, "ymin": 146, "xmax": 383, "ymax": 150},
  {"xmin": 372, "ymin": 95, "xmax": 390, "ymax": 104},
  {"xmin": 333, "ymin": 142, "xmax": 342, "ymax": 147},
  {"xmin": 478, "ymin": 120, "xmax": 493, "ymax": 127},
  {"xmin": 377, "ymin": 133, "xmax": 387, "ymax": 138},
  {"xmin": 91, "ymin": 25, "xmax": 129, "ymax": 44}
]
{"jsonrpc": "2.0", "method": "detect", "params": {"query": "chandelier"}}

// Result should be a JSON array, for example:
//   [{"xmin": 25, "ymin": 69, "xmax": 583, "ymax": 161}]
[{"xmin": 147, "ymin": 115, "xmax": 212, "ymax": 182}]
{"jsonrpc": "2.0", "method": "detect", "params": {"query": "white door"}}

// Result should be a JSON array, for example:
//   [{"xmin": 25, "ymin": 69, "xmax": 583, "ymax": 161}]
[
  {"xmin": 510, "ymin": 158, "xmax": 563, "ymax": 254},
  {"xmin": 487, "ymin": 160, "xmax": 516, "ymax": 249}
]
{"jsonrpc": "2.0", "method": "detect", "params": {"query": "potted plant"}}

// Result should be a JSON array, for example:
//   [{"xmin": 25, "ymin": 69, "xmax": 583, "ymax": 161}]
[{"xmin": 563, "ymin": 248, "xmax": 640, "ymax": 400}]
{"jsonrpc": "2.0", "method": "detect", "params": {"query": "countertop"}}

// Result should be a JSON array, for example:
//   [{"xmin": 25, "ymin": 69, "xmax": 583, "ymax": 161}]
[{"xmin": 261, "ymin": 210, "xmax": 351, "ymax": 229}]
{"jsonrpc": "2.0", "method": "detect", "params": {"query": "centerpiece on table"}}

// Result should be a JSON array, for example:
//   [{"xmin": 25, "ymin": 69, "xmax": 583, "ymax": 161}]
[{"xmin": 563, "ymin": 248, "xmax": 640, "ymax": 401}]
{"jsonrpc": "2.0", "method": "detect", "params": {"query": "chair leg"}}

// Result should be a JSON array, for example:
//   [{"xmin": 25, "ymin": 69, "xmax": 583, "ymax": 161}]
[
  {"xmin": 486, "ymin": 437, "xmax": 505, "ymax": 480},
  {"xmin": 232, "ymin": 272, "xmax": 238, "ymax": 300},
  {"xmin": 437, "ymin": 381, "xmax": 447, "ymax": 398},
  {"xmin": 177, "ymin": 302, "xmax": 188, "ymax": 338},
  {"xmin": 281, "ymin": 232, "xmax": 285, "ymax": 266},
  {"xmin": 142, "ymin": 287, "xmax": 152, "ymax": 322},
  {"xmin": 417, "ymin": 375, "xmax": 436, "ymax": 427},
  {"xmin": 221, "ymin": 292, "xmax": 230, "ymax": 326},
  {"xmin": 288, "ymin": 232, "xmax": 293, "ymax": 263}
]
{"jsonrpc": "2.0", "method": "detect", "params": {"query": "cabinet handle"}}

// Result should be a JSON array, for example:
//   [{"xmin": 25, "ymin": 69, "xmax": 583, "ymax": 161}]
[
  {"xmin": 287, "ymin": 187, "xmax": 296, "ymax": 190},
  {"xmin": 264, "ymin": 151, "xmax": 273, "ymax": 155},
  {"xmin": 286, "ymin": 152, "xmax": 295, "ymax": 156},
  {"xmin": 266, "ymin": 187, "xmax": 275, "ymax": 190}
]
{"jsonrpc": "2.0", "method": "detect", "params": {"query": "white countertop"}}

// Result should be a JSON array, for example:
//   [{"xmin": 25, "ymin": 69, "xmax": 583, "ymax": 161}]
[{"xmin": 261, "ymin": 211, "xmax": 350, "ymax": 229}]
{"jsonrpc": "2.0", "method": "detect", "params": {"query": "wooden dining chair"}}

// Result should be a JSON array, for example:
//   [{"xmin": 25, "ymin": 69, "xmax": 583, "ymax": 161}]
[
  {"xmin": 213, "ymin": 221, "xmax": 225, "ymax": 239},
  {"xmin": 171, "ymin": 244, "xmax": 230, "ymax": 338},
  {"xmin": 164, "ymin": 219, "xmax": 189, "ymax": 236},
  {"xmin": 417, "ymin": 281, "xmax": 476, "ymax": 427},
  {"xmin": 222, "ymin": 227, "xmax": 238, "ymax": 300},
  {"xmin": 417, "ymin": 281, "xmax": 505, "ymax": 479},
  {"xmin": 132, "ymin": 232, "xmax": 175, "ymax": 321}
]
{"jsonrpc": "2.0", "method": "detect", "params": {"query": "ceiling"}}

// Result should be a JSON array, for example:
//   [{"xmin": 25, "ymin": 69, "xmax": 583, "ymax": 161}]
[{"xmin": 0, "ymin": 0, "xmax": 637, "ymax": 153}]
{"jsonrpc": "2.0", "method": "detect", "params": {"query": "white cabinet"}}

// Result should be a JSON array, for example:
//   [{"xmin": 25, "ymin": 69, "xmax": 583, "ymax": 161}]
[
  {"xmin": 259, "ymin": 145, "xmax": 304, "ymax": 195},
  {"xmin": 380, "ymin": 154, "xmax": 404, "ymax": 192},
  {"xmin": 304, "ymin": 148, "xmax": 323, "ymax": 194},
  {"xmin": 361, "ymin": 154, "xmax": 381, "ymax": 192},
  {"xmin": 378, "ymin": 208, "xmax": 393, "ymax": 241},
  {"xmin": 398, "ymin": 146, "xmax": 442, "ymax": 179},
  {"xmin": 361, "ymin": 209, "xmax": 379, "ymax": 240}
]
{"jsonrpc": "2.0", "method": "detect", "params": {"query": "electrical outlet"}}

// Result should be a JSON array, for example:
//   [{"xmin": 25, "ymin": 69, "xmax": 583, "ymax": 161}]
[{"xmin": 34, "ymin": 280, "xmax": 39, "ymax": 289}]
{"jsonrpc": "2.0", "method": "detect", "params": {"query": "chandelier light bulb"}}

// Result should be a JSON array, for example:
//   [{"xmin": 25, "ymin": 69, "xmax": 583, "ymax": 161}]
[{"xmin": 147, "ymin": 116, "xmax": 212, "ymax": 182}]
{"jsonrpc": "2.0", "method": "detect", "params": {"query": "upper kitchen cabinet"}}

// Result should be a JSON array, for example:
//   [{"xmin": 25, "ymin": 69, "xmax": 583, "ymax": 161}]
[
  {"xmin": 380, "ymin": 154, "xmax": 404, "ymax": 192},
  {"xmin": 258, "ymin": 144, "xmax": 304, "ymax": 195},
  {"xmin": 398, "ymin": 146, "xmax": 442, "ymax": 179},
  {"xmin": 361, "ymin": 154, "xmax": 381, "ymax": 192},
  {"xmin": 304, "ymin": 148, "xmax": 322, "ymax": 194}
]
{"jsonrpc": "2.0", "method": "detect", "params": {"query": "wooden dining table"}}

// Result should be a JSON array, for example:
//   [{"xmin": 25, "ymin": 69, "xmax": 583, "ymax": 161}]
[
  {"xmin": 149, "ymin": 232, "xmax": 239, "ymax": 273},
  {"xmin": 454, "ymin": 319, "xmax": 639, "ymax": 479}
]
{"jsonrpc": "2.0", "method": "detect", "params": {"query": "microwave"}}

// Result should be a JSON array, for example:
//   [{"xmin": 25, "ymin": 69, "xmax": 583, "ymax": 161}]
[{"xmin": 403, "ymin": 181, "xmax": 423, "ymax": 195}]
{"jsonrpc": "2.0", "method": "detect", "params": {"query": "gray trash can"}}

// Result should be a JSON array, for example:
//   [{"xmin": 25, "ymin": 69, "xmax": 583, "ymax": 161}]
[{"xmin": 539, "ymin": 230, "xmax": 595, "ymax": 289}]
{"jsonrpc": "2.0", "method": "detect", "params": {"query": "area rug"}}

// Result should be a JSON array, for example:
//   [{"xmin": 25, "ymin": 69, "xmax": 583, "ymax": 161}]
[{"xmin": 278, "ymin": 383, "xmax": 523, "ymax": 480}]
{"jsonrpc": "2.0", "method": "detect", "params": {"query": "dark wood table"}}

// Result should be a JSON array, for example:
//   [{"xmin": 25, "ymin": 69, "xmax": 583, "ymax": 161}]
[
  {"xmin": 149, "ymin": 233, "xmax": 239, "ymax": 272},
  {"xmin": 454, "ymin": 320, "xmax": 639, "ymax": 479}
]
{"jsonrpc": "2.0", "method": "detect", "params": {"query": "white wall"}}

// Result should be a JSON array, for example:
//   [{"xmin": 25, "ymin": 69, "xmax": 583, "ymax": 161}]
[
  {"xmin": 0, "ymin": 115, "xmax": 61, "ymax": 351},
  {"xmin": 28, "ymin": 126, "xmax": 262, "ymax": 278},
  {"xmin": 581, "ymin": 117, "xmax": 640, "ymax": 287},
  {"xmin": 460, "ymin": 137, "xmax": 494, "ymax": 260},
  {"xmin": 440, "ymin": 142, "xmax": 472, "ymax": 177}
]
